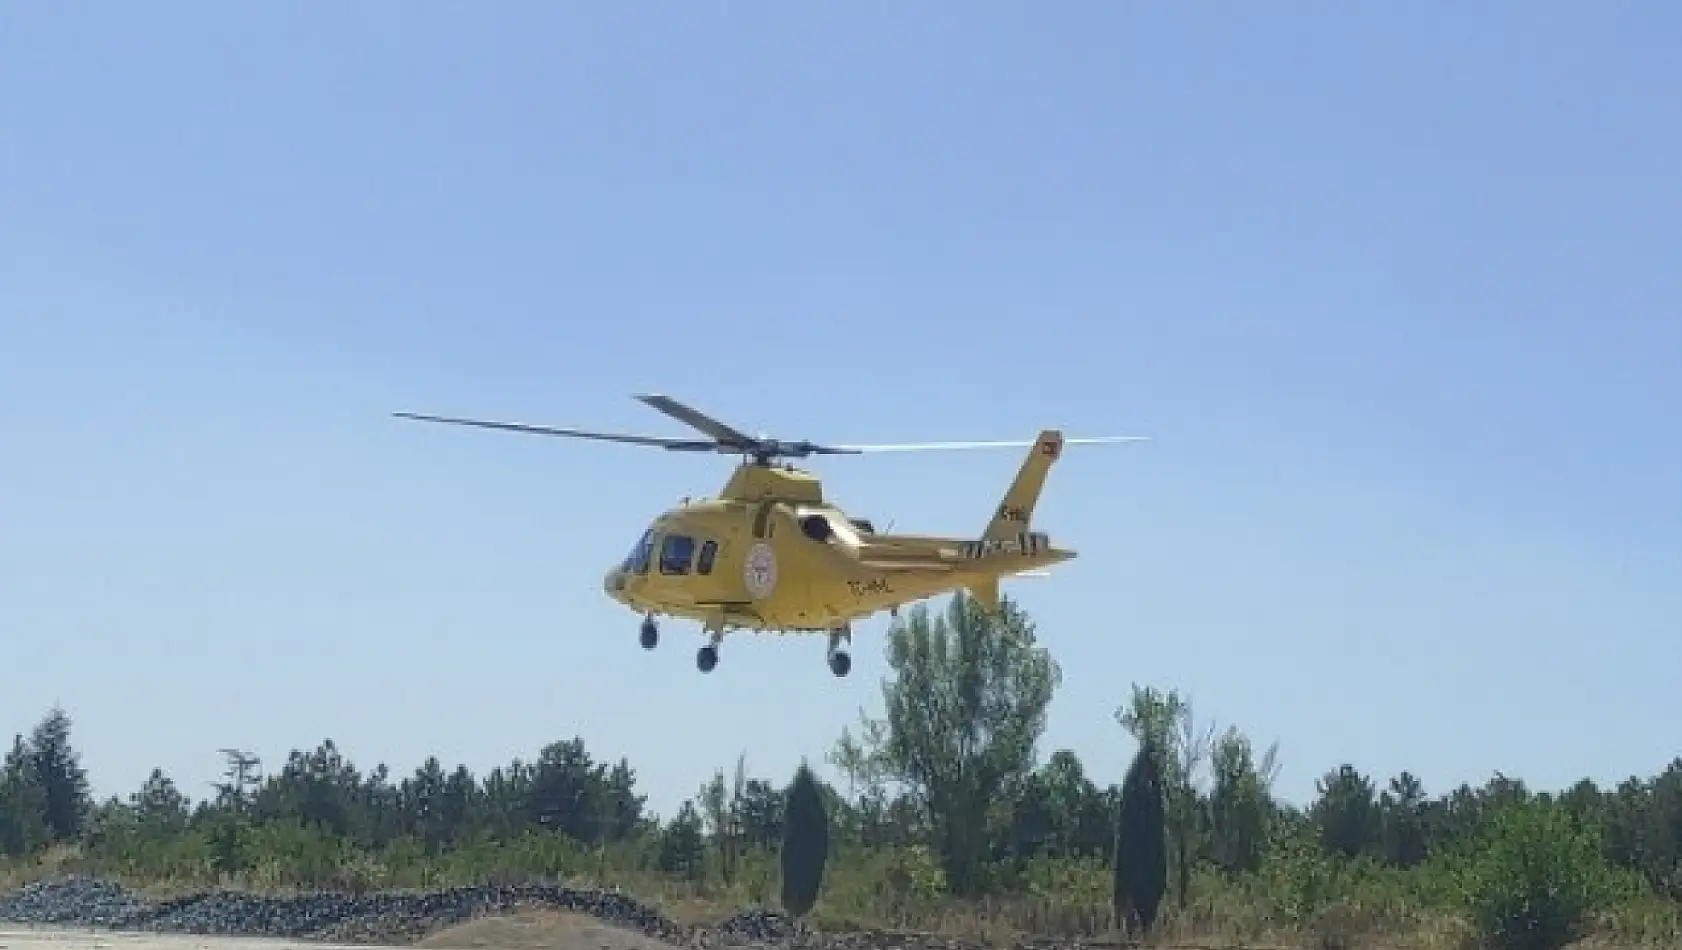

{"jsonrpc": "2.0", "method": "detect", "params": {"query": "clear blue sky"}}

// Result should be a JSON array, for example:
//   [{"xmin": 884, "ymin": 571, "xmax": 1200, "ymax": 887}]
[{"xmin": 3, "ymin": 3, "xmax": 1679, "ymax": 819}]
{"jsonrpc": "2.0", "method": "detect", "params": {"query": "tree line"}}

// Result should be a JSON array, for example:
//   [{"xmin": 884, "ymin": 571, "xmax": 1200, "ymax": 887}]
[{"xmin": 3, "ymin": 594, "xmax": 1679, "ymax": 950}]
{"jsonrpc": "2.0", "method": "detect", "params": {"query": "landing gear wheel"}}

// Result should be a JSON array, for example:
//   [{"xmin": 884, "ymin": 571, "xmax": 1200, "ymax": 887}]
[
  {"xmin": 696, "ymin": 644, "xmax": 719, "ymax": 673},
  {"xmin": 639, "ymin": 618, "xmax": 659, "ymax": 650},
  {"xmin": 826, "ymin": 624, "xmax": 852, "ymax": 677},
  {"xmin": 828, "ymin": 649, "xmax": 852, "ymax": 677}
]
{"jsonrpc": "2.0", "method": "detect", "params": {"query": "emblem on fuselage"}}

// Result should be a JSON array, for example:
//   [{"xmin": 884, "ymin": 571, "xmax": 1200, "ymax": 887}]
[{"xmin": 743, "ymin": 541, "xmax": 777, "ymax": 599}]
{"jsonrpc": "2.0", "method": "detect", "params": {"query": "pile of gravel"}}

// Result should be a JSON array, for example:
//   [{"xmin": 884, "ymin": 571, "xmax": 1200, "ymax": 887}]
[
  {"xmin": 707, "ymin": 910, "xmax": 992, "ymax": 950},
  {"xmin": 0, "ymin": 875, "xmax": 692, "ymax": 946},
  {"xmin": 0, "ymin": 875, "xmax": 1062, "ymax": 950},
  {"xmin": 0, "ymin": 876, "xmax": 153, "ymax": 927},
  {"xmin": 713, "ymin": 907, "xmax": 807, "ymax": 945}
]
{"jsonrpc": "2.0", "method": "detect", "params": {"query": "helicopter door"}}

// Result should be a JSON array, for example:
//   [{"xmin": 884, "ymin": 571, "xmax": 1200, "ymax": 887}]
[{"xmin": 746, "ymin": 501, "xmax": 789, "ymax": 605}]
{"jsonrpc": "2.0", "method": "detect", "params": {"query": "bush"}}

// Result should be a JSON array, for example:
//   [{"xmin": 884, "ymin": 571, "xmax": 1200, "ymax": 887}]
[{"xmin": 1452, "ymin": 798, "xmax": 1631, "ymax": 950}]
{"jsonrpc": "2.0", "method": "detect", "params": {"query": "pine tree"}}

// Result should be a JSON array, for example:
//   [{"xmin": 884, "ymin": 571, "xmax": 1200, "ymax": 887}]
[
  {"xmin": 0, "ymin": 735, "xmax": 50, "ymax": 856},
  {"xmin": 1113, "ymin": 738, "xmax": 1168, "ymax": 935},
  {"xmin": 657, "ymin": 801, "xmax": 706, "ymax": 880},
  {"xmin": 131, "ymin": 768, "xmax": 191, "ymax": 837},
  {"xmin": 780, "ymin": 762, "xmax": 830, "ymax": 918},
  {"xmin": 28, "ymin": 707, "xmax": 91, "ymax": 843}
]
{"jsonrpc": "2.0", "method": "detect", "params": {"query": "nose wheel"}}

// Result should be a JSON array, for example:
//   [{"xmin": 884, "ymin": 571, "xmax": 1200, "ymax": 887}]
[{"xmin": 639, "ymin": 617, "xmax": 659, "ymax": 650}]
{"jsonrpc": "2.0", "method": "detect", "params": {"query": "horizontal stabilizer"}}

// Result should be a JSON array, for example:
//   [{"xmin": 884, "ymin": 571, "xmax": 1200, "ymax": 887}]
[{"xmin": 957, "ymin": 531, "xmax": 1052, "ymax": 560}]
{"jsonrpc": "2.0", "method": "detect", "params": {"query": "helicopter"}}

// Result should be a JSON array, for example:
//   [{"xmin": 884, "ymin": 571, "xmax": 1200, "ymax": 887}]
[{"xmin": 393, "ymin": 394, "xmax": 1146, "ymax": 677}]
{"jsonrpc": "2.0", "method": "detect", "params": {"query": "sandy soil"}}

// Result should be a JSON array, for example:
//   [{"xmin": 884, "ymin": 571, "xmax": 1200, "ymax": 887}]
[{"xmin": 418, "ymin": 910, "xmax": 684, "ymax": 950}]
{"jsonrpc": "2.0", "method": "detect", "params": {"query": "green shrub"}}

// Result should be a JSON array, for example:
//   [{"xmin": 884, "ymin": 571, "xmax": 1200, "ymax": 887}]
[{"xmin": 1452, "ymin": 798, "xmax": 1629, "ymax": 950}]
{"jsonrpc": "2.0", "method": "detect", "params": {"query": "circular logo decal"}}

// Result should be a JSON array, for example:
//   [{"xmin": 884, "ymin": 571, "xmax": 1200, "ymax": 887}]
[{"xmin": 743, "ymin": 542, "xmax": 777, "ymax": 600}]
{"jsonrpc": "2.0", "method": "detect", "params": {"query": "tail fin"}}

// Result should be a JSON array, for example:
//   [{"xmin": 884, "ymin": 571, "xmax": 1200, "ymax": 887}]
[{"xmin": 981, "ymin": 430, "xmax": 1063, "ymax": 543}]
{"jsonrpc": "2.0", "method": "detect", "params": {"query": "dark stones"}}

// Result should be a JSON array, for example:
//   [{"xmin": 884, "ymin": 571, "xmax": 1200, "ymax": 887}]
[
  {"xmin": 0, "ymin": 875, "xmax": 689, "ymax": 946},
  {"xmin": 0, "ymin": 875, "xmax": 1081, "ymax": 950}
]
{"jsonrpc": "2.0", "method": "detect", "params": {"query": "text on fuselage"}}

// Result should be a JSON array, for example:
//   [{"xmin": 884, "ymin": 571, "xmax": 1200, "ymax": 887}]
[{"xmin": 848, "ymin": 577, "xmax": 893, "ymax": 597}]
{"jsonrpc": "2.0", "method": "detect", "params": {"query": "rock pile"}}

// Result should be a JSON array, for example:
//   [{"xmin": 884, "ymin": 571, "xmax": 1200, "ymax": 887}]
[
  {"xmin": 0, "ymin": 875, "xmax": 691, "ymax": 946},
  {"xmin": 711, "ymin": 907, "xmax": 813, "ymax": 947},
  {"xmin": 0, "ymin": 875, "xmax": 1040, "ymax": 950},
  {"xmin": 715, "ymin": 908, "xmax": 802, "ymax": 942},
  {"xmin": 0, "ymin": 875, "xmax": 152, "ymax": 927}
]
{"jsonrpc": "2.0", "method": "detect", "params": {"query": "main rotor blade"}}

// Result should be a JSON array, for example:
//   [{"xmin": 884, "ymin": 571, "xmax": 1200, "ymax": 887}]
[
  {"xmin": 632, "ymin": 394, "xmax": 756, "ymax": 446},
  {"xmin": 392, "ymin": 412, "xmax": 717, "ymax": 451},
  {"xmin": 825, "ymin": 435, "xmax": 1151, "ymax": 453}
]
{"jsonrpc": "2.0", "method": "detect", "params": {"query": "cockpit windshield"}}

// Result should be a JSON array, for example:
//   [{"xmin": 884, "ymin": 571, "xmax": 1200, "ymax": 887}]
[{"xmin": 622, "ymin": 529, "xmax": 654, "ymax": 574}]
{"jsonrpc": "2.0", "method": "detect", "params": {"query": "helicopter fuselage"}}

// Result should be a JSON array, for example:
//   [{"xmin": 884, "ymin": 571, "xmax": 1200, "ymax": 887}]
[{"xmin": 601, "ymin": 461, "xmax": 1074, "ymax": 633}]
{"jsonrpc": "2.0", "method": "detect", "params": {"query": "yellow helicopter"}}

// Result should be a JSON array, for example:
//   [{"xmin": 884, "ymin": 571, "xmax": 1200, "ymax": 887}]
[{"xmin": 394, "ymin": 394, "xmax": 1146, "ymax": 677}]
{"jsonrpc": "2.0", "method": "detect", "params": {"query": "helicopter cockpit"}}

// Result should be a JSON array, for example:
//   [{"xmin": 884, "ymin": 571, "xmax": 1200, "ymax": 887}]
[{"xmin": 620, "ymin": 528, "xmax": 654, "ymax": 574}]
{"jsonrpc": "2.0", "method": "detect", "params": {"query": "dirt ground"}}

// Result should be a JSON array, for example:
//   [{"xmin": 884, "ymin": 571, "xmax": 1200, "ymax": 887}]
[
  {"xmin": 0, "ymin": 926, "xmax": 381, "ymax": 950},
  {"xmin": 418, "ymin": 910, "xmax": 684, "ymax": 950}
]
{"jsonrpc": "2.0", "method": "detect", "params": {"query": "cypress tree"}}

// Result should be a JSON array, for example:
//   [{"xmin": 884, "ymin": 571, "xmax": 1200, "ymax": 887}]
[
  {"xmin": 1113, "ymin": 738, "xmax": 1168, "ymax": 935},
  {"xmin": 780, "ymin": 762, "xmax": 830, "ymax": 918}
]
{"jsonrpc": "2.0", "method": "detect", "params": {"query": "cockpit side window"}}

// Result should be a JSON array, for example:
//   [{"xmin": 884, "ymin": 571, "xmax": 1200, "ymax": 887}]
[
  {"xmin": 659, "ymin": 534, "xmax": 695, "ymax": 575},
  {"xmin": 696, "ymin": 540, "xmax": 717, "ymax": 575},
  {"xmin": 624, "ymin": 529, "xmax": 654, "ymax": 574}
]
